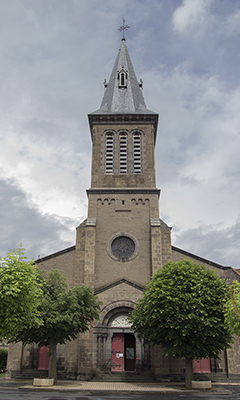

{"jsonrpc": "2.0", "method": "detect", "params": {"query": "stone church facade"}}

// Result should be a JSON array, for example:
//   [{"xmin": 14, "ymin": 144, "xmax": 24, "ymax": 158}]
[{"xmin": 7, "ymin": 38, "xmax": 240, "ymax": 381}]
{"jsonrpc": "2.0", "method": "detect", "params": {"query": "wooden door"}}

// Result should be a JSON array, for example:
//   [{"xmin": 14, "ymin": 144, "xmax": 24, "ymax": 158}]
[
  {"xmin": 37, "ymin": 346, "xmax": 49, "ymax": 370},
  {"xmin": 111, "ymin": 333, "xmax": 125, "ymax": 372},
  {"xmin": 193, "ymin": 358, "xmax": 211, "ymax": 373}
]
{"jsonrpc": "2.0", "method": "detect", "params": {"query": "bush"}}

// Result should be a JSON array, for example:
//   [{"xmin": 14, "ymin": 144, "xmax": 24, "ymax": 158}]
[{"xmin": 0, "ymin": 349, "xmax": 8, "ymax": 372}]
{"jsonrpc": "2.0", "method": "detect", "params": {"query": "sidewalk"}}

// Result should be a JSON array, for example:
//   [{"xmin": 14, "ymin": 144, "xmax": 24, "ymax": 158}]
[{"xmin": 0, "ymin": 378, "xmax": 235, "ymax": 393}]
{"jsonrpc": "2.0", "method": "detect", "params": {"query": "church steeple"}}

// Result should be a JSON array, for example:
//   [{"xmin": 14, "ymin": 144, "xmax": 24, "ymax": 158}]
[
  {"xmin": 88, "ymin": 38, "xmax": 159, "ymax": 189},
  {"xmin": 89, "ymin": 39, "xmax": 158, "ymax": 143},
  {"xmin": 92, "ymin": 38, "xmax": 156, "ymax": 115}
]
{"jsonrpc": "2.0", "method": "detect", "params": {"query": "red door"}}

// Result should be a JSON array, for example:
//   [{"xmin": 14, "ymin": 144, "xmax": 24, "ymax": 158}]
[
  {"xmin": 111, "ymin": 333, "xmax": 125, "ymax": 372},
  {"xmin": 37, "ymin": 346, "xmax": 49, "ymax": 370},
  {"xmin": 193, "ymin": 358, "xmax": 211, "ymax": 373}
]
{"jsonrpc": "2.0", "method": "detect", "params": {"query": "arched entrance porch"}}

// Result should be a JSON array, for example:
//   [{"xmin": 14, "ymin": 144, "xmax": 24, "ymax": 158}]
[{"xmin": 94, "ymin": 303, "xmax": 150, "ymax": 373}]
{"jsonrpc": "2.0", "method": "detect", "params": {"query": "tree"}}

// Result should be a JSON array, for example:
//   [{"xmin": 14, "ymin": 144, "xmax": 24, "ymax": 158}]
[
  {"xmin": 10, "ymin": 269, "xmax": 101, "ymax": 384},
  {"xmin": 224, "ymin": 281, "xmax": 240, "ymax": 337},
  {"xmin": 129, "ymin": 260, "xmax": 232, "ymax": 388},
  {"xmin": 0, "ymin": 246, "xmax": 42, "ymax": 340}
]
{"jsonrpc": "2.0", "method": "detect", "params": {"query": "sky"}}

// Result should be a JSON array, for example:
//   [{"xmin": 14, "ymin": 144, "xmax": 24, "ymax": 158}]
[{"xmin": 0, "ymin": 0, "xmax": 239, "ymax": 268}]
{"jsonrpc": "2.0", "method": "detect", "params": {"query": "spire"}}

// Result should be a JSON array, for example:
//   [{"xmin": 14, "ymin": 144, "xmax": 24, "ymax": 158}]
[{"xmin": 90, "ymin": 39, "xmax": 156, "ymax": 115}]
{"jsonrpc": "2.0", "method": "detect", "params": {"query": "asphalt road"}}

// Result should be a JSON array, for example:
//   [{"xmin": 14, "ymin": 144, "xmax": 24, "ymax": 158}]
[{"xmin": 0, "ymin": 389, "xmax": 240, "ymax": 400}]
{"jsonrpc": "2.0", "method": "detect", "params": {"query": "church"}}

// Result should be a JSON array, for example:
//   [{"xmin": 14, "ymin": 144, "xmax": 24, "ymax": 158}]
[{"xmin": 7, "ymin": 36, "xmax": 240, "ymax": 381}]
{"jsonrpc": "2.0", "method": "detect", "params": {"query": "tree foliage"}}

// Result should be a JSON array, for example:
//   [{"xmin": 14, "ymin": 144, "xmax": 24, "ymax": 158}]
[
  {"xmin": 10, "ymin": 269, "xmax": 101, "ymax": 383},
  {"xmin": 0, "ymin": 246, "xmax": 42, "ymax": 339},
  {"xmin": 129, "ymin": 260, "xmax": 232, "ymax": 387},
  {"xmin": 224, "ymin": 281, "xmax": 240, "ymax": 337}
]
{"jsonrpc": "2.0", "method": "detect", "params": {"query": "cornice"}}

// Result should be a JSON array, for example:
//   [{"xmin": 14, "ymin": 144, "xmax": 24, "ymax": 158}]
[
  {"xmin": 88, "ymin": 113, "xmax": 158, "ymax": 143},
  {"xmin": 87, "ymin": 188, "xmax": 160, "ymax": 197}
]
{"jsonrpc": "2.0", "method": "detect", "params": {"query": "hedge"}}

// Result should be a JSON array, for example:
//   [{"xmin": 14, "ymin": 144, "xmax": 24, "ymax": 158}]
[{"xmin": 0, "ymin": 349, "xmax": 8, "ymax": 371}]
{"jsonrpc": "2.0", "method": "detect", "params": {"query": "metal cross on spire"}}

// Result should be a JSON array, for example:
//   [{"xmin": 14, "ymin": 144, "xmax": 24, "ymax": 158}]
[{"xmin": 118, "ymin": 18, "xmax": 130, "ymax": 39}]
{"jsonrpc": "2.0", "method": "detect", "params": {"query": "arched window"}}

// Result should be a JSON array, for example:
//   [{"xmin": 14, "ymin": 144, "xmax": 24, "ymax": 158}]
[
  {"xmin": 133, "ymin": 134, "xmax": 142, "ymax": 173},
  {"xmin": 118, "ymin": 68, "xmax": 128, "ymax": 88},
  {"xmin": 105, "ymin": 134, "xmax": 114, "ymax": 173},
  {"xmin": 121, "ymin": 72, "xmax": 125, "ymax": 86},
  {"xmin": 119, "ymin": 133, "xmax": 127, "ymax": 173}
]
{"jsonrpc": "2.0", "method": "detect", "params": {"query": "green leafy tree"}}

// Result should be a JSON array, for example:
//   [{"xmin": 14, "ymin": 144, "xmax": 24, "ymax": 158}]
[
  {"xmin": 0, "ymin": 246, "xmax": 42, "ymax": 339},
  {"xmin": 11, "ymin": 269, "xmax": 101, "ymax": 384},
  {"xmin": 129, "ymin": 260, "xmax": 232, "ymax": 388},
  {"xmin": 224, "ymin": 281, "xmax": 240, "ymax": 337}
]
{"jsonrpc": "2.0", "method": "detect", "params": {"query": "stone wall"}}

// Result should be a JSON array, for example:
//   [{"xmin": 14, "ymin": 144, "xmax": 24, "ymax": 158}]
[{"xmin": 37, "ymin": 247, "xmax": 75, "ymax": 288}]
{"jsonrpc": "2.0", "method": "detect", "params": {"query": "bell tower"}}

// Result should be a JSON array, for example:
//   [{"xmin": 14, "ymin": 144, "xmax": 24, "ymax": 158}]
[{"xmin": 80, "ymin": 37, "xmax": 172, "ymax": 287}]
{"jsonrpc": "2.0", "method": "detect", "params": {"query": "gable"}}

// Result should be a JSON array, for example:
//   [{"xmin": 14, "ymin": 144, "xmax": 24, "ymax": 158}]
[
  {"xmin": 172, "ymin": 246, "xmax": 239, "ymax": 283},
  {"xmin": 94, "ymin": 278, "xmax": 145, "ymax": 295},
  {"xmin": 36, "ymin": 245, "xmax": 76, "ymax": 287}
]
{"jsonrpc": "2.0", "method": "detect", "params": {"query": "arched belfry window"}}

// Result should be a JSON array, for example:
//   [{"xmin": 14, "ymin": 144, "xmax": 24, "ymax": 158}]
[
  {"xmin": 105, "ymin": 133, "xmax": 114, "ymax": 173},
  {"xmin": 119, "ymin": 133, "xmax": 127, "ymax": 173},
  {"xmin": 118, "ymin": 67, "xmax": 128, "ymax": 88},
  {"xmin": 133, "ymin": 133, "xmax": 142, "ymax": 174}
]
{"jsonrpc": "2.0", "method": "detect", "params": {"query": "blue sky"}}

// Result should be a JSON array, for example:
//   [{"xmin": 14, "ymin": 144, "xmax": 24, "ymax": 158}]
[{"xmin": 0, "ymin": 0, "xmax": 239, "ymax": 268}]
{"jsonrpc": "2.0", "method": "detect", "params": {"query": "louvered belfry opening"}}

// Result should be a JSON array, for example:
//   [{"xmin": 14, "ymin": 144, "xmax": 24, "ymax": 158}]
[
  {"xmin": 119, "ymin": 133, "xmax": 127, "ymax": 173},
  {"xmin": 133, "ymin": 133, "xmax": 141, "ymax": 174},
  {"xmin": 105, "ymin": 133, "xmax": 114, "ymax": 173}
]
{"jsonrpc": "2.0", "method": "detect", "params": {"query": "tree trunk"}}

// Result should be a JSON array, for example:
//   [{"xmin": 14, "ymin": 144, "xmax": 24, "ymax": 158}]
[
  {"xmin": 48, "ymin": 339, "xmax": 57, "ymax": 384},
  {"xmin": 185, "ymin": 357, "xmax": 193, "ymax": 388}
]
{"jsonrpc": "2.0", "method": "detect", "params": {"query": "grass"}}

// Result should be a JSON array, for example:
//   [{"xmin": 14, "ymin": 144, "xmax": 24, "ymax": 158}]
[{"xmin": 0, "ymin": 372, "xmax": 5, "ymax": 378}]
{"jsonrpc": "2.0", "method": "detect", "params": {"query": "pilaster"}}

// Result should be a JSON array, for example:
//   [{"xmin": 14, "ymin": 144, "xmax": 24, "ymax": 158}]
[
  {"xmin": 74, "ymin": 221, "xmax": 86, "ymax": 286},
  {"xmin": 83, "ymin": 218, "xmax": 96, "ymax": 287},
  {"xmin": 5, "ymin": 342, "xmax": 23, "ymax": 378},
  {"xmin": 150, "ymin": 218, "xmax": 162, "ymax": 274}
]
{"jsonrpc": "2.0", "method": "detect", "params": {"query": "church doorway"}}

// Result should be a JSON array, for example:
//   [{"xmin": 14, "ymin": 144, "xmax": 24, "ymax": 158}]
[
  {"xmin": 111, "ymin": 332, "xmax": 136, "ymax": 372},
  {"xmin": 37, "ymin": 346, "xmax": 49, "ymax": 370}
]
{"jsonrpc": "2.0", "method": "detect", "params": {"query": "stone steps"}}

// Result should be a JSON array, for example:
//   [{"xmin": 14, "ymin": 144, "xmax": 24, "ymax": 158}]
[{"xmin": 92, "ymin": 370, "xmax": 155, "ymax": 382}]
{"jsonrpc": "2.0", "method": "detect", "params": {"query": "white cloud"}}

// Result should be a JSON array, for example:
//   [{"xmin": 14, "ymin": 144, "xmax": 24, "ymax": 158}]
[
  {"xmin": 223, "ymin": 9, "xmax": 240, "ymax": 37},
  {"xmin": 173, "ymin": 220, "xmax": 240, "ymax": 269},
  {"xmin": 143, "ymin": 60, "xmax": 240, "ymax": 240},
  {"xmin": 0, "ymin": 0, "xmax": 239, "ymax": 269},
  {"xmin": 0, "ymin": 129, "xmax": 90, "ymax": 219},
  {"xmin": 172, "ymin": 0, "xmax": 213, "ymax": 36},
  {"xmin": 0, "ymin": 178, "xmax": 77, "ymax": 259}
]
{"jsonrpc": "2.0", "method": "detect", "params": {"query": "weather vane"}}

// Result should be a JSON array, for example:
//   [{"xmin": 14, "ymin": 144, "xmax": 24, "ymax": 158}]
[{"xmin": 118, "ymin": 18, "xmax": 130, "ymax": 39}]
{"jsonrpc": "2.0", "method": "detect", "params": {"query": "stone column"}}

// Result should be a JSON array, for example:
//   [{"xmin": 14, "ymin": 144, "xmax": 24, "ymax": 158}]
[
  {"xmin": 102, "ymin": 334, "xmax": 108, "ymax": 362},
  {"xmin": 97, "ymin": 335, "xmax": 101, "ymax": 364}
]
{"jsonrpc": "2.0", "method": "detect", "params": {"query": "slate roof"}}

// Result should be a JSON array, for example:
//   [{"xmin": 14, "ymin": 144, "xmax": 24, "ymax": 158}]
[{"xmin": 90, "ymin": 38, "xmax": 157, "ymax": 116}]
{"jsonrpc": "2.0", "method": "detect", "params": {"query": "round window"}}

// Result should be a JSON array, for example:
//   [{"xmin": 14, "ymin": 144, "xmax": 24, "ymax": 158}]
[
  {"xmin": 111, "ymin": 236, "xmax": 135, "ymax": 259},
  {"xmin": 107, "ymin": 232, "xmax": 139, "ymax": 262}
]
